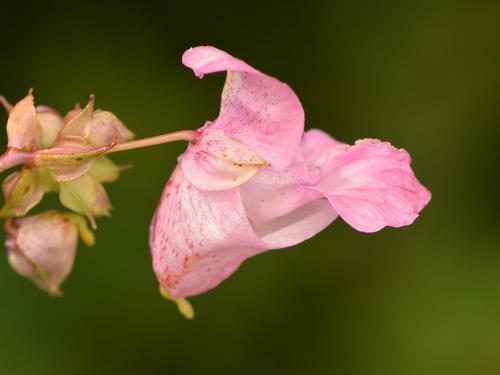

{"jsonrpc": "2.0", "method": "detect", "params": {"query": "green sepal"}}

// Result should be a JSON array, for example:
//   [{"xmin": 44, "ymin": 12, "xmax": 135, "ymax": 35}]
[
  {"xmin": 59, "ymin": 175, "xmax": 111, "ymax": 229},
  {"xmin": 88, "ymin": 156, "xmax": 122, "ymax": 183},
  {"xmin": 57, "ymin": 96, "xmax": 93, "ymax": 139},
  {"xmin": 34, "ymin": 137, "xmax": 114, "ymax": 182},
  {"xmin": 61, "ymin": 212, "xmax": 96, "ymax": 247},
  {"xmin": 0, "ymin": 168, "xmax": 44, "ymax": 218}
]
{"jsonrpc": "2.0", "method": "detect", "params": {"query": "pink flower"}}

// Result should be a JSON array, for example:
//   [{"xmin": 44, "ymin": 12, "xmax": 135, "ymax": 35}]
[{"xmin": 150, "ymin": 46, "xmax": 431, "ymax": 299}]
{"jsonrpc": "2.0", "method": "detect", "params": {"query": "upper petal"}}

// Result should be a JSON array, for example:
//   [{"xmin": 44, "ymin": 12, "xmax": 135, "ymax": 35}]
[
  {"xmin": 182, "ymin": 46, "xmax": 304, "ymax": 172},
  {"xmin": 317, "ymin": 139, "xmax": 431, "ymax": 232}
]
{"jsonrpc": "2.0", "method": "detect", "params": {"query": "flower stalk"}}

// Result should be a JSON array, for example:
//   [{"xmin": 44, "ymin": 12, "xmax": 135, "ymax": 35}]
[
  {"xmin": 0, "ymin": 130, "xmax": 198, "ymax": 174},
  {"xmin": 106, "ymin": 130, "xmax": 198, "ymax": 154}
]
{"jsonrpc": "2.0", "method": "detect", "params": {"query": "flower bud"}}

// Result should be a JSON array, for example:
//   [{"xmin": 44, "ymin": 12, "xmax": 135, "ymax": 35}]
[
  {"xmin": 4, "ymin": 210, "xmax": 94, "ymax": 295},
  {"xmin": 35, "ymin": 105, "xmax": 64, "ymax": 149},
  {"xmin": 6, "ymin": 90, "xmax": 37, "ymax": 150}
]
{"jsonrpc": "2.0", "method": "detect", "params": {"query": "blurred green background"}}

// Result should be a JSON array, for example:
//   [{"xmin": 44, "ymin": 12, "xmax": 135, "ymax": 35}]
[{"xmin": 1, "ymin": 1, "xmax": 499, "ymax": 374}]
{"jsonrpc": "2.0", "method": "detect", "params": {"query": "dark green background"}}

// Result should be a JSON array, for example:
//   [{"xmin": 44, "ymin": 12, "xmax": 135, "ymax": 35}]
[{"xmin": 1, "ymin": 1, "xmax": 499, "ymax": 374}]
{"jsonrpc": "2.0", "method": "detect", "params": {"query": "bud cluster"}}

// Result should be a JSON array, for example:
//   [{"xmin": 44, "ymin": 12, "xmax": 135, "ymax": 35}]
[{"xmin": 0, "ymin": 91, "xmax": 133, "ymax": 294}]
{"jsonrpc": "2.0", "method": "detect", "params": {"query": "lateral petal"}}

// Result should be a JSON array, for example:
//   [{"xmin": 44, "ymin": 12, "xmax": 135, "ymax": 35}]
[{"xmin": 317, "ymin": 139, "xmax": 431, "ymax": 232}]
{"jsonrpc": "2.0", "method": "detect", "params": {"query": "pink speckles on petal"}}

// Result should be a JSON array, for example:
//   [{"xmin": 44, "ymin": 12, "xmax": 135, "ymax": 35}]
[
  {"xmin": 150, "ymin": 166, "xmax": 270, "ymax": 298},
  {"xmin": 317, "ymin": 139, "xmax": 431, "ymax": 232},
  {"xmin": 182, "ymin": 46, "xmax": 304, "ymax": 172}
]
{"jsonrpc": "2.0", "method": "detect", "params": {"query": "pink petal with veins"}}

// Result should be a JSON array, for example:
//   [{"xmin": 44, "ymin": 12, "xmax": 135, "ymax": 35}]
[
  {"xmin": 239, "ymin": 129, "xmax": 340, "ymax": 223},
  {"xmin": 316, "ymin": 138, "xmax": 431, "ymax": 233},
  {"xmin": 182, "ymin": 46, "xmax": 304, "ymax": 173},
  {"xmin": 150, "ymin": 165, "xmax": 337, "ymax": 298},
  {"xmin": 150, "ymin": 166, "xmax": 269, "ymax": 298}
]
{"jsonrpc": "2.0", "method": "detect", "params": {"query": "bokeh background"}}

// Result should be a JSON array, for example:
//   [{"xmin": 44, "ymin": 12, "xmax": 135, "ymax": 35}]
[{"xmin": 1, "ymin": 1, "xmax": 499, "ymax": 374}]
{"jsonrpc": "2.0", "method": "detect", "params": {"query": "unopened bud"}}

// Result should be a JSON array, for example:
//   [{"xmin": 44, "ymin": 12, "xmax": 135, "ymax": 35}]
[{"xmin": 4, "ymin": 210, "xmax": 94, "ymax": 295}]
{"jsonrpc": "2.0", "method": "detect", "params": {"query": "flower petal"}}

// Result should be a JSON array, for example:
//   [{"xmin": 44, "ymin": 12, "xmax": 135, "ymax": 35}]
[
  {"xmin": 250, "ymin": 198, "xmax": 338, "ymax": 247},
  {"xmin": 181, "ymin": 129, "xmax": 268, "ymax": 190},
  {"xmin": 182, "ymin": 46, "xmax": 304, "ymax": 171},
  {"xmin": 150, "ymin": 166, "xmax": 270, "ymax": 298},
  {"xmin": 301, "ymin": 128, "xmax": 344, "ymax": 170},
  {"xmin": 317, "ymin": 139, "xmax": 431, "ymax": 232},
  {"xmin": 240, "ymin": 162, "xmax": 321, "ymax": 224},
  {"xmin": 6, "ymin": 91, "xmax": 37, "ymax": 150},
  {"xmin": 151, "ymin": 165, "xmax": 338, "ymax": 298},
  {"xmin": 239, "ymin": 129, "xmax": 340, "ymax": 224}
]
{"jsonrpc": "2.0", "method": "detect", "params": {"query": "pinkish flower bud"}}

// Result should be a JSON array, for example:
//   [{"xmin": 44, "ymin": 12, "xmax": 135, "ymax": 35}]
[
  {"xmin": 5, "ymin": 90, "xmax": 37, "ymax": 150},
  {"xmin": 33, "ymin": 95, "xmax": 133, "ymax": 182},
  {"xmin": 35, "ymin": 105, "xmax": 64, "ymax": 149},
  {"xmin": 88, "ymin": 110, "xmax": 135, "ymax": 146},
  {"xmin": 4, "ymin": 210, "xmax": 94, "ymax": 295}
]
